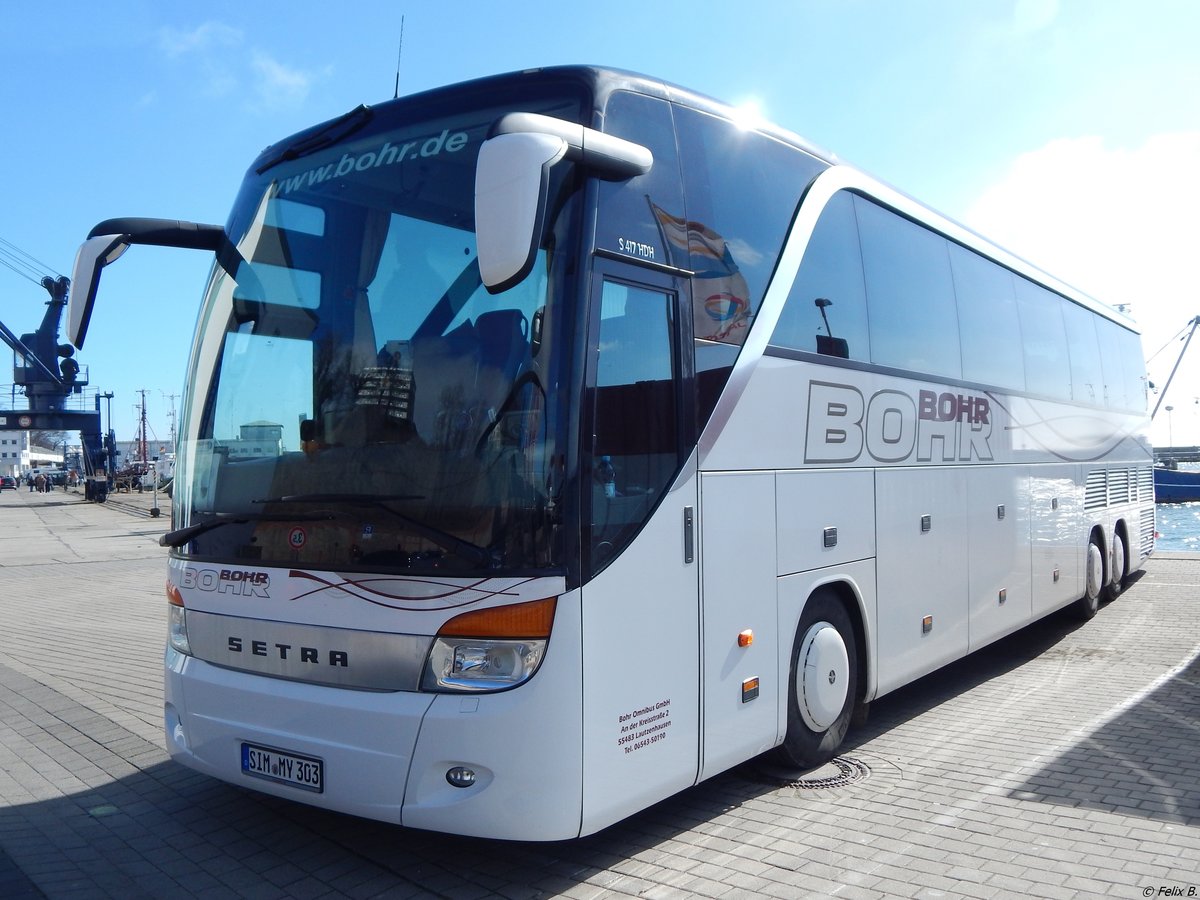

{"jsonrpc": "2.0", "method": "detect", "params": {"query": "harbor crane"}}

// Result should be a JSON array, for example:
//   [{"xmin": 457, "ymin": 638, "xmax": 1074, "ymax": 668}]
[{"xmin": 1, "ymin": 273, "xmax": 113, "ymax": 500}]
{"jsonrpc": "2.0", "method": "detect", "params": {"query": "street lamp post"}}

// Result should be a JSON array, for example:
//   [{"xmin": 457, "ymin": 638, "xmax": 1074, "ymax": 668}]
[{"xmin": 1165, "ymin": 405, "xmax": 1175, "ymax": 448}]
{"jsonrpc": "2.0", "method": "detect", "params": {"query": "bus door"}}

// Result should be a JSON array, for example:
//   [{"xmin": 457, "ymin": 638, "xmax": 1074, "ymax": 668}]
[{"xmin": 578, "ymin": 260, "xmax": 700, "ymax": 834}]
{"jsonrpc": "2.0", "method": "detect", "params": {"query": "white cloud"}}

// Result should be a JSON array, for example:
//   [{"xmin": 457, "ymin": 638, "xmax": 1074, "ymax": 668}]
[
  {"xmin": 156, "ymin": 23, "xmax": 327, "ymax": 112},
  {"xmin": 198, "ymin": 61, "xmax": 239, "ymax": 99},
  {"xmin": 158, "ymin": 21, "xmax": 243, "ymax": 58},
  {"xmin": 250, "ymin": 51, "xmax": 331, "ymax": 111},
  {"xmin": 158, "ymin": 21, "xmax": 244, "ymax": 98},
  {"xmin": 964, "ymin": 132, "xmax": 1200, "ymax": 443}
]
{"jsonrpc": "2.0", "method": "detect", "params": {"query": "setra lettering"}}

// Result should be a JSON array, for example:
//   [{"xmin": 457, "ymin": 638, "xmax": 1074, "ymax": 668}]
[{"xmin": 226, "ymin": 636, "xmax": 350, "ymax": 667}]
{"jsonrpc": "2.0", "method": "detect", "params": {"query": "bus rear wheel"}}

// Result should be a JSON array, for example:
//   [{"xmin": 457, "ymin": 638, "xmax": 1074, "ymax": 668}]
[
  {"xmin": 1076, "ymin": 535, "xmax": 1104, "ymax": 620},
  {"xmin": 1105, "ymin": 532, "xmax": 1126, "ymax": 601},
  {"xmin": 774, "ymin": 589, "xmax": 858, "ymax": 770}
]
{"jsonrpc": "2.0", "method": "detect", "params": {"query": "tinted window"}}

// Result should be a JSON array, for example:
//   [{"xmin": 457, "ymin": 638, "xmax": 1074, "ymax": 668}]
[
  {"xmin": 1014, "ymin": 279, "xmax": 1071, "ymax": 400},
  {"xmin": 770, "ymin": 191, "xmax": 870, "ymax": 361},
  {"xmin": 675, "ymin": 105, "xmax": 823, "ymax": 345},
  {"xmin": 1060, "ymin": 300, "xmax": 1105, "ymax": 405},
  {"xmin": 947, "ymin": 243, "xmax": 1025, "ymax": 391},
  {"xmin": 177, "ymin": 95, "xmax": 584, "ymax": 575},
  {"xmin": 596, "ymin": 92, "xmax": 685, "ymax": 270},
  {"xmin": 674, "ymin": 105, "xmax": 824, "ymax": 434},
  {"xmin": 855, "ymin": 198, "xmax": 962, "ymax": 379},
  {"xmin": 1115, "ymin": 326, "xmax": 1148, "ymax": 412},
  {"xmin": 1096, "ymin": 319, "xmax": 1146, "ymax": 411},
  {"xmin": 589, "ymin": 280, "xmax": 679, "ymax": 575}
]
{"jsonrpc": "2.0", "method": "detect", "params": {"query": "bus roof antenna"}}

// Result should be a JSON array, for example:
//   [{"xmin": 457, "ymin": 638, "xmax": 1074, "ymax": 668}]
[{"xmin": 393, "ymin": 15, "xmax": 405, "ymax": 100}]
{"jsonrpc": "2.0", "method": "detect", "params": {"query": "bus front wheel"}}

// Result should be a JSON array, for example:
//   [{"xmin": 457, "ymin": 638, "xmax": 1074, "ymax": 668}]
[{"xmin": 774, "ymin": 589, "xmax": 858, "ymax": 770}]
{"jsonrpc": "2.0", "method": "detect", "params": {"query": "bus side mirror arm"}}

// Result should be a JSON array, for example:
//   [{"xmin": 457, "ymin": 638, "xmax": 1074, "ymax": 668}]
[
  {"xmin": 475, "ymin": 113, "xmax": 652, "ymax": 295},
  {"xmin": 68, "ymin": 218, "xmax": 229, "ymax": 349}
]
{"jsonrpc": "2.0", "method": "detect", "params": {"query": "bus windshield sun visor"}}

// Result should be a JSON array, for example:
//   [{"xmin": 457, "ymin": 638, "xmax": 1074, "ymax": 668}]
[
  {"xmin": 68, "ymin": 218, "xmax": 230, "ymax": 349},
  {"xmin": 475, "ymin": 113, "xmax": 652, "ymax": 294}
]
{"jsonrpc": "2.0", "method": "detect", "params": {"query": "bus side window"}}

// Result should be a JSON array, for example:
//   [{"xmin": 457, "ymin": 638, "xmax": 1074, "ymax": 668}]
[
  {"xmin": 770, "ymin": 191, "xmax": 870, "ymax": 360},
  {"xmin": 1095, "ymin": 318, "xmax": 1145, "ymax": 412},
  {"xmin": 948, "ymin": 242, "xmax": 1025, "ymax": 392},
  {"xmin": 855, "ymin": 197, "xmax": 962, "ymax": 380},
  {"xmin": 1061, "ymin": 299, "xmax": 1105, "ymax": 405},
  {"xmin": 1014, "ymin": 278, "xmax": 1072, "ymax": 401}
]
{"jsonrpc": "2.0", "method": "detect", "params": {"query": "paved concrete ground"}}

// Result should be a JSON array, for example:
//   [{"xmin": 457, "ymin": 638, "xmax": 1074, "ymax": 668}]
[{"xmin": 0, "ymin": 486, "xmax": 1197, "ymax": 899}]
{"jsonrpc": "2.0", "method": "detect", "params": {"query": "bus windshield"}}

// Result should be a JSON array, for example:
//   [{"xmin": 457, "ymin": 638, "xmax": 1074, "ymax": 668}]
[{"xmin": 172, "ymin": 97, "xmax": 582, "ymax": 575}]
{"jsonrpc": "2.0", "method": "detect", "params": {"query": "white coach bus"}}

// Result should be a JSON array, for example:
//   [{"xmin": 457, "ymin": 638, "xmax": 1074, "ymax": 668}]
[{"xmin": 68, "ymin": 66, "xmax": 1153, "ymax": 840}]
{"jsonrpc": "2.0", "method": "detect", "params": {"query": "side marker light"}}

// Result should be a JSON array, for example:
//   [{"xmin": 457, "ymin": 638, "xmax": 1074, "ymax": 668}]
[{"xmin": 741, "ymin": 677, "xmax": 760, "ymax": 703}]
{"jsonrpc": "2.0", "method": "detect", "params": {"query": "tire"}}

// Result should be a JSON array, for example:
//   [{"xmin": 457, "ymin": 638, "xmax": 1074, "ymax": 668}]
[
  {"xmin": 1105, "ymin": 531, "xmax": 1126, "ymax": 602},
  {"xmin": 1075, "ymin": 534, "xmax": 1103, "ymax": 620},
  {"xmin": 774, "ymin": 588, "xmax": 858, "ymax": 770}
]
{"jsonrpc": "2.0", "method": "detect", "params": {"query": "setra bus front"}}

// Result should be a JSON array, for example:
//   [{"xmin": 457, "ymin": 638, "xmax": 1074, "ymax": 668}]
[{"xmin": 68, "ymin": 70, "xmax": 656, "ymax": 840}]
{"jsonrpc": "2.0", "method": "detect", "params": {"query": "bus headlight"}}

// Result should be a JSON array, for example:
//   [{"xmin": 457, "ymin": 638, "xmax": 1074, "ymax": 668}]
[
  {"xmin": 420, "ymin": 597, "xmax": 556, "ymax": 693},
  {"xmin": 423, "ymin": 637, "xmax": 547, "ymax": 691},
  {"xmin": 167, "ymin": 603, "xmax": 192, "ymax": 656},
  {"xmin": 166, "ymin": 580, "xmax": 192, "ymax": 656}
]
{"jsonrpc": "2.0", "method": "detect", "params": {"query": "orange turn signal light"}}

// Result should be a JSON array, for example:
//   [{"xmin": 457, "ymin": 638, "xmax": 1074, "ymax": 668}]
[
  {"xmin": 437, "ymin": 597, "xmax": 557, "ymax": 639},
  {"xmin": 166, "ymin": 580, "xmax": 184, "ymax": 607},
  {"xmin": 738, "ymin": 629, "xmax": 753, "ymax": 647}
]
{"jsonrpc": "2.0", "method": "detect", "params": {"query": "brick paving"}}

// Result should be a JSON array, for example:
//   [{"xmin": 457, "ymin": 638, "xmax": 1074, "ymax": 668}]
[{"xmin": 1, "ymin": 486, "xmax": 1197, "ymax": 898}]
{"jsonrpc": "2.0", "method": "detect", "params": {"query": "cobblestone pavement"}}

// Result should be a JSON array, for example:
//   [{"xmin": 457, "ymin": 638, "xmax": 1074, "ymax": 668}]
[{"xmin": 1, "ymin": 488, "xmax": 1197, "ymax": 898}]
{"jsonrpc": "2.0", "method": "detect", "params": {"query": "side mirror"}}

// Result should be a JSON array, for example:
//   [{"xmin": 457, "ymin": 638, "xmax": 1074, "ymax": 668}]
[
  {"xmin": 475, "ymin": 133, "xmax": 568, "ymax": 295},
  {"xmin": 67, "ymin": 218, "xmax": 226, "ymax": 349},
  {"xmin": 68, "ymin": 234, "xmax": 129, "ymax": 349},
  {"xmin": 475, "ymin": 113, "xmax": 653, "ymax": 294}
]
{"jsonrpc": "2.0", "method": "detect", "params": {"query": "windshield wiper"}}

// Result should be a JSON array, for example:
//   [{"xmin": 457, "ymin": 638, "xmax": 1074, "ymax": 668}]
[
  {"xmin": 256, "ymin": 493, "xmax": 496, "ymax": 568},
  {"xmin": 159, "ymin": 511, "xmax": 334, "ymax": 548},
  {"xmin": 256, "ymin": 105, "xmax": 374, "ymax": 174}
]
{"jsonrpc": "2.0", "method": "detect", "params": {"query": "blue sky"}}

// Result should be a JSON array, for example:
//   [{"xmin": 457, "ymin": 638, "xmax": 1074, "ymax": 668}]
[{"xmin": 2, "ymin": 1, "xmax": 1198, "ymax": 445}]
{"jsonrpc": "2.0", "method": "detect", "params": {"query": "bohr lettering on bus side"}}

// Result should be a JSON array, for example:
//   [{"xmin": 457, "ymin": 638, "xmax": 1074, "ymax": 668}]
[{"xmin": 804, "ymin": 381, "xmax": 994, "ymax": 465}]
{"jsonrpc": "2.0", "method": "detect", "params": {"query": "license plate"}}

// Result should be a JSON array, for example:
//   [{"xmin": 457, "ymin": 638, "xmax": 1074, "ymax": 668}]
[{"xmin": 241, "ymin": 742, "xmax": 324, "ymax": 793}]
